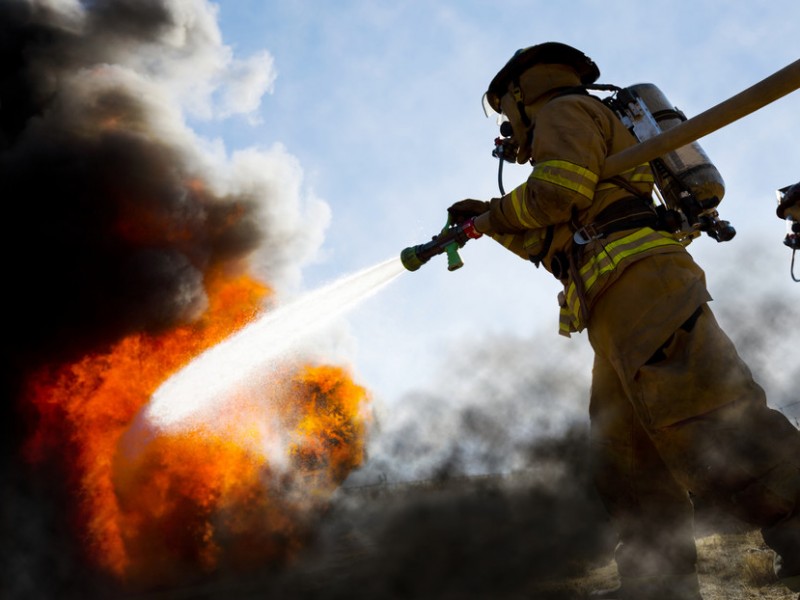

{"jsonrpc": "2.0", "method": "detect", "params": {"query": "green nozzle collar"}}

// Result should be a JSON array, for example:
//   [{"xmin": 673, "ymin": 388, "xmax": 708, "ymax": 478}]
[{"xmin": 400, "ymin": 246, "xmax": 423, "ymax": 271}]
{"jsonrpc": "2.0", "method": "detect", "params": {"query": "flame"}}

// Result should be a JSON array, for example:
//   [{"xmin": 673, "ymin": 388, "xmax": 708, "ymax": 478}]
[
  {"xmin": 289, "ymin": 365, "xmax": 370, "ymax": 485},
  {"xmin": 22, "ymin": 271, "xmax": 371, "ymax": 585}
]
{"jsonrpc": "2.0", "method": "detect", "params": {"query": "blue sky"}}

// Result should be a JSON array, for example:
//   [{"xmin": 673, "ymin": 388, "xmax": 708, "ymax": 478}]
[{"xmin": 185, "ymin": 1, "xmax": 800, "ymax": 421}]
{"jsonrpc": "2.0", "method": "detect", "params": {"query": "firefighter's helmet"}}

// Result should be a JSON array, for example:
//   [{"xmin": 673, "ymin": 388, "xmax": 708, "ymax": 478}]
[{"xmin": 485, "ymin": 42, "xmax": 599, "ymax": 114}]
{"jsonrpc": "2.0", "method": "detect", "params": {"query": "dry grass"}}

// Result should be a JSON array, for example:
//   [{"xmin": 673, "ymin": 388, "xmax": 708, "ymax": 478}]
[
  {"xmin": 695, "ymin": 530, "xmax": 796, "ymax": 600},
  {"xmin": 525, "ymin": 530, "xmax": 797, "ymax": 600}
]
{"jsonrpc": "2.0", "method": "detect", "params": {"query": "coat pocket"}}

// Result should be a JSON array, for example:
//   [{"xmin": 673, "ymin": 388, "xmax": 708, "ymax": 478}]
[{"xmin": 631, "ymin": 308, "xmax": 765, "ymax": 429}]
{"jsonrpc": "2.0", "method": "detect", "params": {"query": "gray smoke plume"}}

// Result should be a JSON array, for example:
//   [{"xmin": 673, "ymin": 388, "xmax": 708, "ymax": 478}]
[
  {"xmin": 353, "ymin": 332, "xmax": 593, "ymax": 484},
  {"xmin": 1, "ymin": 1, "xmax": 327, "ymax": 598},
  {"xmin": 352, "ymin": 240, "xmax": 799, "ymax": 489}
]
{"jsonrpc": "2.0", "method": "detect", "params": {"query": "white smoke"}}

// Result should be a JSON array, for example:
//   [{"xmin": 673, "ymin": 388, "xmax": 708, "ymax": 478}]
[{"xmin": 26, "ymin": 0, "xmax": 327, "ymax": 295}]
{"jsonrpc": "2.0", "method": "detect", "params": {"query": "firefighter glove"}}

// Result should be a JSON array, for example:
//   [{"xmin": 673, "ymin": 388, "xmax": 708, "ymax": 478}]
[{"xmin": 448, "ymin": 199, "xmax": 490, "ymax": 224}]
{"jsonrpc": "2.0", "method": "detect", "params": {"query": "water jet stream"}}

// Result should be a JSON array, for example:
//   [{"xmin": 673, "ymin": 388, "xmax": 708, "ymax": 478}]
[{"xmin": 143, "ymin": 257, "xmax": 405, "ymax": 428}]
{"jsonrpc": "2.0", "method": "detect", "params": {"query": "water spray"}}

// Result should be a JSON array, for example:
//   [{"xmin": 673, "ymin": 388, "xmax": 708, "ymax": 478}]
[
  {"xmin": 400, "ymin": 216, "xmax": 483, "ymax": 272},
  {"xmin": 141, "ymin": 257, "xmax": 406, "ymax": 430}
]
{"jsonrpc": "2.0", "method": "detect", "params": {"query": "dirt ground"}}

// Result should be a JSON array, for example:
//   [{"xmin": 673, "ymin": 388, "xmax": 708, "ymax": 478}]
[{"xmin": 539, "ymin": 530, "xmax": 797, "ymax": 600}]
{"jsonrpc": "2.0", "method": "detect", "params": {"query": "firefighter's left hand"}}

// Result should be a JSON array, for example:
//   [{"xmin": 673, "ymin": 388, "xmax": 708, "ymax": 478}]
[{"xmin": 447, "ymin": 199, "xmax": 490, "ymax": 224}]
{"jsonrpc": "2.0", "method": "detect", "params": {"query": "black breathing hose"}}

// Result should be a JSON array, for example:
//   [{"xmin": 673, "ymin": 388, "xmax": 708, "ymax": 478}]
[{"xmin": 497, "ymin": 154, "xmax": 505, "ymax": 195}]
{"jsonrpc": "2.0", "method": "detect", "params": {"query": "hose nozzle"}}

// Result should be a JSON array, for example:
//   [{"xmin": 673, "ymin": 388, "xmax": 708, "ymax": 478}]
[
  {"xmin": 400, "ymin": 245, "xmax": 427, "ymax": 272},
  {"xmin": 400, "ymin": 217, "xmax": 482, "ymax": 272}
]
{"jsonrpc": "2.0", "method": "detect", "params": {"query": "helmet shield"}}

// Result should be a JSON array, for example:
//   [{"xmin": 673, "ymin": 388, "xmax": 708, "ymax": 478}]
[{"xmin": 482, "ymin": 92, "xmax": 503, "ymax": 120}]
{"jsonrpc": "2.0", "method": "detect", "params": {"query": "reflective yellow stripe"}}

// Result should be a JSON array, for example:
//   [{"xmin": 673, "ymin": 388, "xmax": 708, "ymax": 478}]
[
  {"xmin": 564, "ymin": 228, "xmax": 680, "ymax": 310},
  {"xmin": 559, "ymin": 228, "xmax": 683, "ymax": 335},
  {"xmin": 579, "ymin": 229, "xmax": 675, "ymax": 290},
  {"xmin": 630, "ymin": 172, "xmax": 655, "ymax": 184},
  {"xmin": 509, "ymin": 182, "xmax": 540, "ymax": 228},
  {"xmin": 596, "ymin": 163, "xmax": 654, "ymax": 190},
  {"xmin": 629, "ymin": 163, "xmax": 652, "ymax": 176},
  {"xmin": 531, "ymin": 159, "xmax": 598, "ymax": 199}
]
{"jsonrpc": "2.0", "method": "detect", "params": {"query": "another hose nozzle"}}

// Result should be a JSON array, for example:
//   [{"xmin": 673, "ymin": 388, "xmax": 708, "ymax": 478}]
[{"xmin": 401, "ymin": 217, "xmax": 482, "ymax": 272}]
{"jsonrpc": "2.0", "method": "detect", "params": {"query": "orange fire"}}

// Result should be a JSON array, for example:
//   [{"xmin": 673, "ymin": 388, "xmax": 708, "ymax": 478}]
[{"xmin": 22, "ymin": 271, "xmax": 371, "ymax": 585}]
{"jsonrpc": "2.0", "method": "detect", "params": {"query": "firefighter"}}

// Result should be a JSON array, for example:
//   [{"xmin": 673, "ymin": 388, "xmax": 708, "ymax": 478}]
[{"xmin": 448, "ymin": 42, "xmax": 800, "ymax": 599}]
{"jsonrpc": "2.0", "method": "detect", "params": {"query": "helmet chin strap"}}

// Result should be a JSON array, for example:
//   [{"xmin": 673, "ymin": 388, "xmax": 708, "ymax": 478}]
[
  {"xmin": 508, "ymin": 80, "xmax": 535, "ymax": 164},
  {"xmin": 511, "ymin": 80, "xmax": 532, "ymax": 128},
  {"xmin": 523, "ymin": 127, "xmax": 535, "ymax": 162}
]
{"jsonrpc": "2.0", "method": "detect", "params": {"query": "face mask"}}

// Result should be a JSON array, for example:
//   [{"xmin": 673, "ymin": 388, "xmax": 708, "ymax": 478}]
[{"xmin": 499, "ymin": 94, "xmax": 534, "ymax": 164}]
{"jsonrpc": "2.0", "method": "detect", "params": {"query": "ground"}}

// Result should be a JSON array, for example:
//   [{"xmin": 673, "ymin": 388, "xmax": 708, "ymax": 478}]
[{"xmin": 538, "ymin": 531, "xmax": 797, "ymax": 599}]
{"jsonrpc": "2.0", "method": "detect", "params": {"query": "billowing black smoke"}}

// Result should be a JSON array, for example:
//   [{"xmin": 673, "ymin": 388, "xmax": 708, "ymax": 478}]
[
  {"xmin": 2, "ymin": 1, "xmax": 258, "ymax": 382},
  {"xmin": 0, "ymin": 0, "xmax": 329, "ymax": 426},
  {"xmin": 168, "ymin": 425, "xmax": 616, "ymax": 600},
  {"xmin": 1, "ymin": 2, "xmax": 326, "ymax": 598}
]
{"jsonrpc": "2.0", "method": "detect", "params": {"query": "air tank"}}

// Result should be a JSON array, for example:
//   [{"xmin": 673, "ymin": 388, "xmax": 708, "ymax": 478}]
[{"xmin": 624, "ymin": 83, "xmax": 725, "ymax": 207}]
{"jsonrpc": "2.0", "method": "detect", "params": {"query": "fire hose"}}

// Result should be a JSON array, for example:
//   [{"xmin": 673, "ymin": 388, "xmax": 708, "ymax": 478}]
[{"xmin": 401, "ymin": 57, "xmax": 800, "ymax": 272}]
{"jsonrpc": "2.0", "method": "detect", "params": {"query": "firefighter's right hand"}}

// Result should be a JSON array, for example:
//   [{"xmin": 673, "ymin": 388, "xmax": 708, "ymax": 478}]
[
  {"xmin": 447, "ymin": 199, "xmax": 490, "ymax": 224},
  {"xmin": 777, "ymin": 182, "xmax": 800, "ymax": 221}
]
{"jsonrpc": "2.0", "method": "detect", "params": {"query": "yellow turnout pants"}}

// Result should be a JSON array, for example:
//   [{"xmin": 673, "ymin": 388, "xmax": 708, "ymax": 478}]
[{"xmin": 587, "ymin": 255, "xmax": 800, "ymax": 586}]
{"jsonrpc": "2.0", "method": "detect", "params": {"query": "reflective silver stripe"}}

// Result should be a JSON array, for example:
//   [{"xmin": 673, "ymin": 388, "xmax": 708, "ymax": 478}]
[
  {"xmin": 559, "ymin": 228, "xmax": 683, "ymax": 336},
  {"xmin": 531, "ymin": 159, "xmax": 598, "ymax": 199}
]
